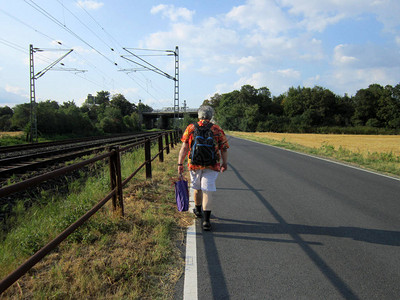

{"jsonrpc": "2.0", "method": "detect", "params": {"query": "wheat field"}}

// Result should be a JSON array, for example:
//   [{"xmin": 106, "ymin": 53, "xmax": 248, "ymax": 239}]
[
  {"xmin": 230, "ymin": 132, "xmax": 400, "ymax": 156},
  {"xmin": 0, "ymin": 131, "xmax": 23, "ymax": 137}
]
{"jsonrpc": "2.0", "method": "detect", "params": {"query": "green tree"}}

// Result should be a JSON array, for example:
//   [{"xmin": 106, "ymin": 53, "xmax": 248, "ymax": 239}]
[
  {"xmin": 98, "ymin": 106, "xmax": 125, "ymax": 133},
  {"xmin": 59, "ymin": 101, "xmax": 95, "ymax": 135},
  {"xmin": 376, "ymin": 84, "xmax": 400, "ymax": 129},
  {"xmin": 111, "ymin": 94, "xmax": 135, "ymax": 116},
  {"xmin": 0, "ymin": 106, "xmax": 13, "ymax": 131},
  {"xmin": 95, "ymin": 90, "xmax": 110, "ymax": 106},
  {"xmin": 123, "ymin": 112, "xmax": 140, "ymax": 131},
  {"xmin": 282, "ymin": 86, "xmax": 307, "ymax": 118},
  {"xmin": 202, "ymin": 93, "xmax": 222, "ymax": 109},
  {"xmin": 137, "ymin": 101, "xmax": 153, "ymax": 113},
  {"xmin": 36, "ymin": 100, "xmax": 60, "ymax": 134},
  {"xmin": 352, "ymin": 84, "xmax": 383, "ymax": 126},
  {"xmin": 10, "ymin": 103, "xmax": 30, "ymax": 131},
  {"xmin": 215, "ymin": 85, "xmax": 274, "ymax": 131}
]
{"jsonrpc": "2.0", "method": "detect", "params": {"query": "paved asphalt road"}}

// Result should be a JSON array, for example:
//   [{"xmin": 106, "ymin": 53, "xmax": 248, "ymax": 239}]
[{"xmin": 178, "ymin": 136, "xmax": 400, "ymax": 300}]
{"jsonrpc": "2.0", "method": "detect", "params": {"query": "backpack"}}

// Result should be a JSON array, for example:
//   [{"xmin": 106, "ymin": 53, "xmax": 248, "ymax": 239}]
[{"xmin": 189, "ymin": 122, "xmax": 217, "ymax": 166}]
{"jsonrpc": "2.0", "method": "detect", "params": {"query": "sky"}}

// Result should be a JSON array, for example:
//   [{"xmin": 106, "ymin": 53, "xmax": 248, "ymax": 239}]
[{"xmin": 0, "ymin": 0, "xmax": 400, "ymax": 110}]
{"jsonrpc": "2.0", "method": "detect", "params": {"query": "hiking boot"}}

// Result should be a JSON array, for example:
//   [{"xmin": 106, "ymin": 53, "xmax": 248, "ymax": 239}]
[
  {"xmin": 202, "ymin": 220, "xmax": 211, "ymax": 231},
  {"xmin": 193, "ymin": 208, "xmax": 202, "ymax": 218},
  {"xmin": 203, "ymin": 210, "xmax": 211, "ymax": 230}
]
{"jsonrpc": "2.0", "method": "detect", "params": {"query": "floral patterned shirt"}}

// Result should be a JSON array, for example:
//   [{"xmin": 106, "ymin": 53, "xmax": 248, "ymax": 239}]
[{"xmin": 181, "ymin": 120, "xmax": 229, "ymax": 171}]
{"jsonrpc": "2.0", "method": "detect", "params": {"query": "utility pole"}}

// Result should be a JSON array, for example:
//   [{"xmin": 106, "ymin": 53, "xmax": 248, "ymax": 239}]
[
  {"xmin": 121, "ymin": 46, "xmax": 179, "ymax": 128},
  {"xmin": 29, "ymin": 45, "xmax": 37, "ymax": 143},
  {"xmin": 28, "ymin": 45, "xmax": 85, "ymax": 143},
  {"xmin": 173, "ymin": 46, "xmax": 179, "ymax": 127}
]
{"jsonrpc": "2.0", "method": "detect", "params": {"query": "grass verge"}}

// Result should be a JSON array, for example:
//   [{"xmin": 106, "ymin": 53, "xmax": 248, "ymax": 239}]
[
  {"xmin": 228, "ymin": 132, "xmax": 400, "ymax": 178},
  {"xmin": 1, "ymin": 143, "xmax": 192, "ymax": 299}
]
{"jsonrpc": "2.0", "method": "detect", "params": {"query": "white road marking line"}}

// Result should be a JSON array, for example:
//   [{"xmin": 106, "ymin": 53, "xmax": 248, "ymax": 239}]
[{"xmin": 183, "ymin": 195, "xmax": 198, "ymax": 300}]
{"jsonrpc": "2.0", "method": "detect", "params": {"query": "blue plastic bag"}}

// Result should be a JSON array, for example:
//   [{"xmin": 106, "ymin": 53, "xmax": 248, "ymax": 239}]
[{"xmin": 175, "ymin": 177, "xmax": 189, "ymax": 211}]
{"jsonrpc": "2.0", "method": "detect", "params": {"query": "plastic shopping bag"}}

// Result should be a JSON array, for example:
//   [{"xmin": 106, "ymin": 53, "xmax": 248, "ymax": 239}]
[{"xmin": 175, "ymin": 176, "xmax": 189, "ymax": 211}]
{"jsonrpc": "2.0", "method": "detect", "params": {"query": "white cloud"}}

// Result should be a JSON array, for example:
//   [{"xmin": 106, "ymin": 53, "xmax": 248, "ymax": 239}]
[
  {"xmin": 277, "ymin": 68, "xmax": 301, "ymax": 78},
  {"xmin": 76, "ymin": 0, "xmax": 104, "ymax": 10},
  {"xmin": 333, "ymin": 44, "xmax": 358, "ymax": 65},
  {"xmin": 333, "ymin": 43, "xmax": 400, "ymax": 69},
  {"xmin": 330, "ymin": 67, "xmax": 398, "ymax": 95},
  {"xmin": 150, "ymin": 4, "xmax": 194, "ymax": 22},
  {"xmin": 5, "ymin": 84, "xmax": 28, "ymax": 98},
  {"xmin": 111, "ymin": 87, "xmax": 139, "ymax": 98},
  {"xmin": 303, "ymin": 74, "xmax": 321, "ymax": 88},
  {"xmin": 142, "ymin": 0, "xmax": 399, "ymax": 101},
  {"xmin": 226, "ymin": 0, "xmax": 292, "ymax": 34},
  {"xmin": 280, "ymin": 0, "xmax": 400, "ymax": 32},
  {"xmin": 144, "ymin": 19, "xmax": 239, "ymax": 74}
]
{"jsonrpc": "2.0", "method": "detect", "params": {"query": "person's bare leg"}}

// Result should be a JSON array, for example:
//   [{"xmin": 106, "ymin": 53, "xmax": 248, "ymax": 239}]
[
  {"xmin": 193, "ymin": 189, "xmax": 203, "ymax": 217},
  {"xmin": 202, "ymin": 191, "xmax": 212, "ymax": 211}
]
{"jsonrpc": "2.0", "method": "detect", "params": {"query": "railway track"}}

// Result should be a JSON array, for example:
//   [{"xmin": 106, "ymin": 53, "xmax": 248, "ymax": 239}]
[{"xmin": 0, "ymin": 131, "xmax": 163, "ymax": 187}]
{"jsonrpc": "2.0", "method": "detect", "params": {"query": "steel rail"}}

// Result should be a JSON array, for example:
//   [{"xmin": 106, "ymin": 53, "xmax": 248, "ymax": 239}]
[
  {"xmin": 0, "ymin": 151, "xmax": 111, "ymax": 199},
  {"xmin": 0, "ymin": 132, "xmax": 162, "ymax": 181}
]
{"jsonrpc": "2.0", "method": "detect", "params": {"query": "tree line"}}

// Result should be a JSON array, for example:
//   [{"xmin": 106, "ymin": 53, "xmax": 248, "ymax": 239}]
[
  {"xmin": 0, "ymin": 91, "xmax": 153, "ymax": 138},
  {"xmin": 1, "ymin": 83, "xmax": 400, "ymax": 137},
  {"xmin": 203, "ymin": 83, "xmax": 400, "ymax": 134}
]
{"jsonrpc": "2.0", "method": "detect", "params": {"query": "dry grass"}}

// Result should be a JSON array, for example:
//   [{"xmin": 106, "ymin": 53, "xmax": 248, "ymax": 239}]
[
  {"xmin": 230, "ymin": 132, "xmax": 400, "ymax": 156},
  {"xmin": 0, "ymin": 132, "xmax": 23, "ymax": 137},
  {"xmin": 1, "ymin": 145, "xmax": 193, "ymax": 299}
]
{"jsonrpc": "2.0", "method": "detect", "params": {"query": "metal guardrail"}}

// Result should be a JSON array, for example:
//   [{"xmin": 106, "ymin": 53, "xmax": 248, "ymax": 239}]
[{"xmin": 0, "ymin": 130, "xmax": 180, "ymax": 295}]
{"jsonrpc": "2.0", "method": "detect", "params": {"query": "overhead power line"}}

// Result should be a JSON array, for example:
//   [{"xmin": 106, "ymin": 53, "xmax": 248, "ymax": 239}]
[
  {"xmin": 24, "ymin": 0, "xmax": 118, "ymax": 66},
  {"xmin": 56, "ymin": 0, "xmax": 116, "ymax": 52},
  {"xmin": 76, "ymin": 0, "xmax": 124, "ymax": 50},
  {"xmin": 0, "ymin": 38, "xmax": 27, "ymax": 54},
  {"xmin": 0, "ymin": 8, "xmax": 62, "ymax": 45},
  {"xmin": 122, "ymin": 48, "xmax": 176, "ymax": 81},
  {"xmin": 121, "ymin": 47, "xmax": 180, "ymax": 125}
]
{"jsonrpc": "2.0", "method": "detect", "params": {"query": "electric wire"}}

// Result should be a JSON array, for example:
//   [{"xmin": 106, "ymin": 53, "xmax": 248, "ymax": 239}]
[
  {"xmin": 0, "ymin": 38, "xmax": 27, "ymax": 54},
  {"xmin": 56, "ymin": 0, "xmax": 169, "ymax": 106},
  {"xmin": 0, "ymin": 8, "xmax": 62, "ymax": 45},
  {"xmin": 24, "ymin": 0, "xmax": 118, "ymax": 67},
  {"xmin": 2, "ymin": 3, "xmax": 172, "ymax": 108},
  {"xmin": 73, "ymin": 2, "xmax": 173, "ymax": 106},
  {"xmin": 0, "ymin": 7, "xmax": 114, "ymax": 83},
  {"xmin": 56, "ymin": 0, "xmax": 116, "ymax": 53},
  {"xmin": 76, "ymin": 0, "xmax": 124, "ymax": 50}
]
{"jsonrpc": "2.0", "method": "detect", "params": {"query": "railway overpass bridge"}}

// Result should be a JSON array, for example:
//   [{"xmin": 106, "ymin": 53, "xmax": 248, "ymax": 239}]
[{"xmin": 141, "ymin": 107, "xmax": 199, "ymax": 129}]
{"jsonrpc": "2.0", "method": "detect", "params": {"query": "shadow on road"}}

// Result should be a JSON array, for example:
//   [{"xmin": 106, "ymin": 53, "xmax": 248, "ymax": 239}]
[
  {"xmin": 212, "ymin": 218, "xmax": 400, "ymax": 246},
  {"xmin": 202, "ymin": 163, "xmax": 364, "ymax": 300}
]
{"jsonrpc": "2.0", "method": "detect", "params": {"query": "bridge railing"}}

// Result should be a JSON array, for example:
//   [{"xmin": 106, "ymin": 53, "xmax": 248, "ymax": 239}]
[{"xmin": 150, "ymin": 107, "xmax": 199, "ymax": 113}]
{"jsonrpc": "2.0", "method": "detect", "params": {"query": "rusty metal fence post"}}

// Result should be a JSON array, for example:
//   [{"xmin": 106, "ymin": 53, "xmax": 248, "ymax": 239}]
[
  {"xmin": 145, "ymin": 138, "xmax": 152, "ymax": 179},
  {"xmin": 109, "ymin": 146, "xmax": 124, "ymax": 216},
  {"xmin": 158, "ymin": 134, "xmax": 164, "ymax": 162},
  {"xmin": 165, "ymin": 132, "xmax": 170, "ymax": 154},
  {"xmin": 169, "ymin": 132, "xmax": 174, "ymax": 149}
]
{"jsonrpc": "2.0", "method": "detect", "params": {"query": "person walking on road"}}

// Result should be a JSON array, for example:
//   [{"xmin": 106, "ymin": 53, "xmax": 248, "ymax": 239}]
[{"xmin": 178, "ymin": 105, "xmax": 229, "ymax": 230}]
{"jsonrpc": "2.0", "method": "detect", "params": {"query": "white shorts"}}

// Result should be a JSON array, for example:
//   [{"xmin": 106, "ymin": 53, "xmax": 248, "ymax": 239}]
[{"xmin": 190, "ymin": 169, "xmax": 219, "ymax": 192}]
